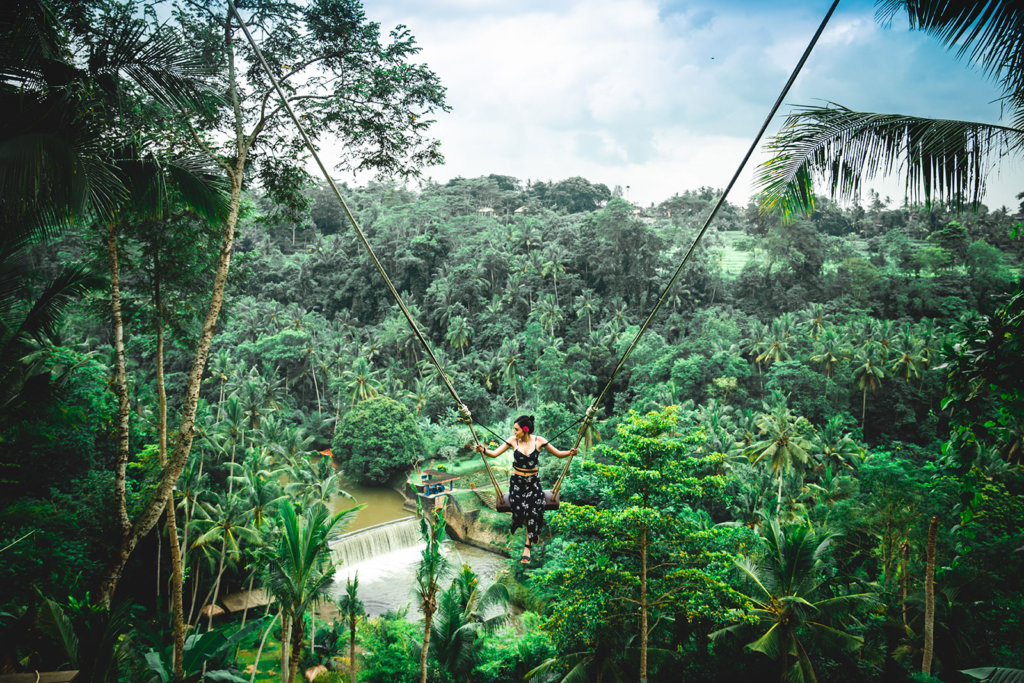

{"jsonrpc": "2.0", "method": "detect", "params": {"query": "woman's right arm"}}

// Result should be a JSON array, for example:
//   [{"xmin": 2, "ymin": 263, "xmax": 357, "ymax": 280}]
[{"xmin": 476, "ymin": 440, "xmax": 512, "ymax": 458}]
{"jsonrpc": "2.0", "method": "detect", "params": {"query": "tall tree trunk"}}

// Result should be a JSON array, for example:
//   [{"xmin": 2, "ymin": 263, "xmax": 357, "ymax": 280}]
[
  {"xmin": 154, "ymin": 259, "xmax": 187, "ymax": 679},
  {"xmin": 861, "ymin": 387, "xmax": 868, "ymax": 430},
  {"xmin": 249, "ymin": 612, "xmax": 280, "ymax": 683},
  {"xmin": 900, "ymin": 539, "xmax": 910, "ymax": 627},
  {"xmin": 95, "ymin": 13, "xmax": 249, "ymax": 595},
  {"xmin": 97, "ymin": 161, "xmax": 243, "ymax": 606},
  {"xmin": 280, "ymin": 613, "xmax": 291, "ymax": 683},
  {"xmin": 208, "ymin": 534, "xmax": 228, "ymax": 631},
  {"xmin": 420, "ymin": 606, "xmax": 435, "ymax": 683},
  {"xmin": 639, "ymin": 527, "xmax": 648, "ymax": 683},
  {"xmin": 156, "ymin": 512, "xmax": 162, "ymax": 604},
  {"xmin": 106, "ymin": 222, "xmax": 132, "ymax": 544},
  {"xmin": 349, "ymin": 614, "xmax": 357, "ymax": 683},
  {"xmin": 922, "ymin": 517, "xmax": 938, "ymax": 675},
  {"xmin": 310, "ymin": 605, "xmax": 316, "ymax": 664},
  {"xmin": 166, "ymin": 497, "xmax": 185, "ymax": 679},
  {"xmin": 188, "ymin": 555, "xmax": 202, "ymax": 625},
  {"xmin": 239, "ymin": 572, "xmax": 256, "ymax": 630},
  {"xmin": 289, "ymin": 615, "xmax": 303, "ymax": 683}
]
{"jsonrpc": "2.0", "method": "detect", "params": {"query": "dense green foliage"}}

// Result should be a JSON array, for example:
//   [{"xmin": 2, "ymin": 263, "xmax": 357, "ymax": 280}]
[{"xmin": 332, "ymin": 396, "xmax": 425, "ymax": 485}]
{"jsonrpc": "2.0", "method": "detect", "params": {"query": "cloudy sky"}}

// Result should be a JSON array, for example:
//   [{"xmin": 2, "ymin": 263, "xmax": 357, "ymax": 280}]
[{"xmin": 350, "ymin": 0, "xmax": 1022, "ymax": 211}]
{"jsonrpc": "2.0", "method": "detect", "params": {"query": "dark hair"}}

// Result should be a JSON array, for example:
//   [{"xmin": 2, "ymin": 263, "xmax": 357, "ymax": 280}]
[{"xmin": 514, "ymin": 415, "xmax": 535, "ymax": 434}]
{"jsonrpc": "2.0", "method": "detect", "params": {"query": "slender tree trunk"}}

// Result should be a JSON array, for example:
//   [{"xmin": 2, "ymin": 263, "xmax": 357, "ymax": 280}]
[
  {"xmin": 349, "ymin": 615, "xmax": 357, "ymax": 683},
  {"xmin": 420, "ymin": 605, "xmax": 435, "ymax": 683},
  {"xmin": 861, "ymin": 387, "xmax": 867, "ymax": 430},
  {"xmin": 249, "ymin": 612, "xmax": 280, "ymax": 683},
  {"xmin": 289, "ymin": 615, "xmax": 303, "ymax": 683},
  {"xmin": 188, "ymin": 555, "xmax": 202, "ymax": 625},
  {"xmin": 900, "ymin": 539, "xmax": 910, "ymax": 627},
  {"xmin": 239, "ymin": 572, "xmax": 255, "ymax": 629},
  {"xmin": 639, "ymin": 527, "xmax": 648, "ymax": 683},
  {"xmin": 280, "ymin": 613, "xmax": 291, "ymax": 683},
  {"xmin": 922, "ymin": 517, "xmax": 938, "ymax": 675},
  {"xmin": 154, "ymin": 260, "xmax": 187, "ymax": 678},
  {"xmin": 166, "ymin": 497, "xmax": 185, "ymax": 679},
  {"xmin": 96, "ymin": 14, "xmax": 248, "ymax": 598},
  {"xmin": 156, "ymin": 512, "xmax": 162, "ymax": 604},
  {"xmin": 311, "ymin": 357, "xmax": 322, "ymax": 416},
  {"xmin": 310, "ymin": 605, "xmax": 316, "ymax": 663},
  {"xmin": 208, "ymin": 534, "xmax": 228, "ymax": 631},
  {"xmin": 106, "ymin": 222, "xmax": 133, "ymax": 547}
]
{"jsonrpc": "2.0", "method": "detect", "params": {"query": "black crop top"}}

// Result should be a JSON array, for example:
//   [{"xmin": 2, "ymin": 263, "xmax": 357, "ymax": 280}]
[{"xmin": 513, "ymin": 442, "xmax": 540, "ymax": 469}]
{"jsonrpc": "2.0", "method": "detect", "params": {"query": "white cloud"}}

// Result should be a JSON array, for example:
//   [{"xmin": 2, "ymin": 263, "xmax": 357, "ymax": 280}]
[{"xmin": 337, "ymin": 0, "xmax": 1022, "ymax": 211}]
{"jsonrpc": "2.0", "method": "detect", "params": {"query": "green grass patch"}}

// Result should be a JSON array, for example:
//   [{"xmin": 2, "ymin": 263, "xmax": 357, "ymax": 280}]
[{"xmin": 235, "ymin": 625, "xmax": 283, "ymax": 682}]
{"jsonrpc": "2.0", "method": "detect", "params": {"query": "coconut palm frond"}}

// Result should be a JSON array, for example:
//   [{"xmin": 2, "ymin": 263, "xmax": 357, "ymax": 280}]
[
  {"xmin": 757, "ymin": 104, "xmax": 1024, "ymax": 219},
  {"xmin": 876, "ymin": 1, "xmax": 1024, "ymax": 100},
  {"xmin": 960, "ymin": 667, "xmax": 1024, "ymax": 683},
  {"xmin": 4, "ymin": 264, "xmax": 97, "ymax": 345},
  {"xmin": 166, "ymin": 155, "xmax": 231, "ymax": 224},
  {"xmin": 90, "ymin": 18, "xmax": 218, "ymax": 111}
]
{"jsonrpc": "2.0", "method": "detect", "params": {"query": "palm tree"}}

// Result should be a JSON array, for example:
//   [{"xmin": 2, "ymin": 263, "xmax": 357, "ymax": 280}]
[
  {"xmin": 263, "ymin": 500, "xmax": 362, "ymax": 683},
  {"xmin": 852, "ymin": 348, "xmax": 885, "ymax": 430},
  {"xmin": 810, "ymin": 327, "xmax": 848, "ymax": 402},
  {"xmin": 336, "ymin": 574, "xmax": 365, "ymax": 683},
  {"xmin": 416, "ymin": 505, "xmax": 450, "ymax": 683},
  {"xmin": 749, "ymin": 400, "xmax": 817, "ymax": 504},
  {"xmin": 757, "ymin": 3, "xmax": 1024, "ymax": 218},
  {"xmin": 541, "ymin": 244, "xmax": 569, "ymax": 308},
  {"xmin": 446, "ymin": 315, "xmax": 472, "ymax": 358},
  {"xmin": 711, "ymin": 519, "xmax": 873, "ymax": 683},
  {"xmin": 189, "ymin": 492, "xmax": 259, "ymax": 630},
  {"xmin": 575, "ymin": 289, "xmax": 597, "ymax": 335},
  {"xmin": 430, "ymin": 565, "xmax": 512, "ymax": 681},
  {"xmin": 815, "ymin": 415, "xmax": 864, "ymax": 472},
  {"xmin": 499, "ymin": 338, "xmax": 522, "ymax": 409},
  {"xmin": 802, "ymin": 303, "xmax": 827, "ymax": 341},
  {"xmin": 229, "ymin": 454, "xmax": 287, "ymax": 533},
  {"xmin": 756, "ymin": 317, "xmax": 794, "ymax": 369},
  {"xmin": 890, "ymin": 337, "xmax": 925, "ymax": 384},
  {"xmin": 342, "ymin": 356, "xmax": 381, "ymax": 406},
  {"xmin": 533, "ymin": 294, "xmax": 564, "ymax": 340}
]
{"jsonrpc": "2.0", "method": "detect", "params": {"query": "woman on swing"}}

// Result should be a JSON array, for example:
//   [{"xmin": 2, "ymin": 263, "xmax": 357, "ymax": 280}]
[{"xmin": 475, "ymin": 415, "xmax": 577, "ymax": 564}]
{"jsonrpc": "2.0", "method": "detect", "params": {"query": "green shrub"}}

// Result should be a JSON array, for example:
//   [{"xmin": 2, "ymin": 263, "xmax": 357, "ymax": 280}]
[{"xmin": 332, "ymin": 397, "xmax": 425, "ymax": 485}]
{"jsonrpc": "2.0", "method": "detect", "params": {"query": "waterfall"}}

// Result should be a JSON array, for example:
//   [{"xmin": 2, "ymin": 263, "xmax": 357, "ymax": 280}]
[{"xmin": 331, "ymin": 516, "xmax": 421, "ymax": 566}]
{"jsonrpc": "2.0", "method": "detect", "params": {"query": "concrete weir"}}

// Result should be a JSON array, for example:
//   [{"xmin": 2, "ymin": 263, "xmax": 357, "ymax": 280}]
[{"xmin": 330, "ymin": 515, "xmax": 420, "ymax": 566}]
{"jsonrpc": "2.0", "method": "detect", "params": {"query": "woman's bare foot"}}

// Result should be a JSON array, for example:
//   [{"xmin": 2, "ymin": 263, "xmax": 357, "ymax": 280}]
[{"xmin": 520, "ymin": 545, "xmax": 531, "ymax": 564}]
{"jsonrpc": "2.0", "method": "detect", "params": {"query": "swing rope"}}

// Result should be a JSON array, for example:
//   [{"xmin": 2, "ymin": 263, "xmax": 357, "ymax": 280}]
[
  {"xmin": 226, "ymin": 0, "xmax": 839, "ymax": 505},
  {"xmin": 225, "ymin": 0, "xmax": 508, "ymax": 504},
  {"xmin": 550, "ymin": 0, "xmax": 840, "ymax": 498}
]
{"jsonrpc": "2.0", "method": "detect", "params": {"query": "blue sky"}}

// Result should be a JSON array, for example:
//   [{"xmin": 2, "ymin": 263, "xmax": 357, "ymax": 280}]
[{"xmin": 347, "ymin": 0, "xmax": 1022, "ymax": 211}]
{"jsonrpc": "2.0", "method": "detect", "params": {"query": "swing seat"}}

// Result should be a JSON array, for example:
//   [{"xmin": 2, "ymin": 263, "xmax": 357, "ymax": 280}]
[{"xmin": 495, "ymin": 489, "xmax": 561, "ymax": 513}]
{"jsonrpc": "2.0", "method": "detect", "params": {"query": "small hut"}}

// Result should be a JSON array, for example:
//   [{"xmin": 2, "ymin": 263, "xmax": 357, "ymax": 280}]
[{"xmin": 414, "ymin": 469, "xmax": 460, "ymax": 511}]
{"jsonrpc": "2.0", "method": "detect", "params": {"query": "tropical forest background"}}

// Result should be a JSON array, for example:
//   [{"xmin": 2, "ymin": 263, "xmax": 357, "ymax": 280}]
[{"xmin": 2, "ymin": 1, "xmax": 1023, "ymax": 682}]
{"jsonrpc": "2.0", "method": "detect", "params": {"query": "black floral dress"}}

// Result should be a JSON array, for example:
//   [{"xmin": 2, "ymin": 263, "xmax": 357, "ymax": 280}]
[{"xmin": 509, "ymin": 444, "xmax": 545, "ymax": 544}]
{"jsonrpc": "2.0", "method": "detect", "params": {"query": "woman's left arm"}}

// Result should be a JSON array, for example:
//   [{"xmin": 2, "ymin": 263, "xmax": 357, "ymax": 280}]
[{"xmin": 541, "ymin": 438, "xmax": 578, "ymax": 459}]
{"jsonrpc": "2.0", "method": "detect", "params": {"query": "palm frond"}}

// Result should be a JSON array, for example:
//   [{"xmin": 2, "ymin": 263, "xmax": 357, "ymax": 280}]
[
  {"xmin": 757, "ymin": 104, "xmax": 1024, "ymax": 219},
  {"xmin": 960, "ymin": 667, "xmax": 1024, "ymax": 683},
  {"xmin": 746, "ymin": 622, "xmax": 785, "ymax": 660},
  {"xmin": 876, "ymin": 1, "xmax": 1024, "ymax": 103},
  {"xmin": 90, "ymin": 18, "xmax": 218, "ymax": 111}
]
